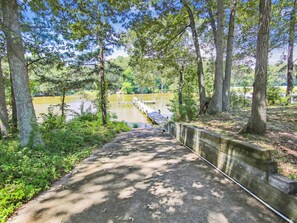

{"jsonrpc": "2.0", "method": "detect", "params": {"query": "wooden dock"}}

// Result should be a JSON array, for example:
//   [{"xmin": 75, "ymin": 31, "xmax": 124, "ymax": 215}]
[{"xmin": 133, "ymin": 97, "xmax": 168, "ymax": 126}]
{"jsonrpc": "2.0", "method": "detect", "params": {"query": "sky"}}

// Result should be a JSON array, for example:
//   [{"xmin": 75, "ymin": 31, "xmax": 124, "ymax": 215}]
[
  {"xmin": 108, "ymin": 44, "xmax": 297, "ymax": 66},
  {"xmin": 106, "ymin": 47, "xmax": 128, "ymax": 60},
  {"xmin": 269, "ymin": 47, "xmax": 297, "ymax": 65},
  {"xmin": 22, "ymin": 2, "xmax": 296, "ymax": 66}
]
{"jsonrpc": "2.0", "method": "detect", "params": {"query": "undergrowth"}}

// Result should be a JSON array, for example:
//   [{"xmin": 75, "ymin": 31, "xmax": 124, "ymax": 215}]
[{"xmin": 0, "ymin": 113, "xmax": 130, "ymax": 222}]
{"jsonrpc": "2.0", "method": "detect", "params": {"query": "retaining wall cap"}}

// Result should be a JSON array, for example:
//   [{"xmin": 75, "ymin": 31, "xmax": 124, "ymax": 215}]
[
  {"xmin": 169, "ymin": 121, "xmax": 274, "ymax": 153},
  {"xmin": 269, "ymin": 173, "xmax": 297, "ymax": 195}
]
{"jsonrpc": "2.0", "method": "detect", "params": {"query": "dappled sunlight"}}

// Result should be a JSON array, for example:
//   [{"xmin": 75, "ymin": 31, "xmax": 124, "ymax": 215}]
[
  {"xmin": 9, "ymin": 128, "xmax": 283, "ymax": 223},
  {"xmin": 149, "ymin": 182, "xmax": 186, "ymax": 206},
  {"xmin": 193, "ymin": 195, "xmax": 204, "ymax": 201},
  {"xmin": 192, "ymin": 181, "xmax": 204, "ymax": 189},
  {"xmin": 208, "ymin": 211, "xmax": 229, "ymax": 223},
  {"xmin": 210, "ymin": 189, "xmax": 224, "ymax": 199},
  {"xmin": 118, "ymin": 186, "xmax": 136, "ymax": 199}
]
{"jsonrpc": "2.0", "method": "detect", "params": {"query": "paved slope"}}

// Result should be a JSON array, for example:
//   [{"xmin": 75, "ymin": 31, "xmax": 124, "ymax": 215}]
[{"xmin": 8, "ymin": 128, "xmax": 283, "ymax": 223}]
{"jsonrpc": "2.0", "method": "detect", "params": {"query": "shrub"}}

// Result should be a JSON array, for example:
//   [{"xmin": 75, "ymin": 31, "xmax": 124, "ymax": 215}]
[
  {"xmin": 266, "ymin": 86, "xmax": 289, "ymax": 106},
  {"xmin": 0, "ymin": 113, "xmax": 130, "ymax": 222},
  {"xmin": 267, "ymin": 86, "xmax": 281, "ymax": 105},
  {"xmin": 170, "ymin": 94, "xmax": 198, "ymax": 122},
  {"xmin": 230, "ymin": 91, "xmax": 251, "ymax": 109}
]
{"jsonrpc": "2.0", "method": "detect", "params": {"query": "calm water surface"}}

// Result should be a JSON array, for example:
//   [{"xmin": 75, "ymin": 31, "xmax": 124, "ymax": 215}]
[{"xmin": 33, "ymin": 93, "xmax": 174, "ymax": 127}]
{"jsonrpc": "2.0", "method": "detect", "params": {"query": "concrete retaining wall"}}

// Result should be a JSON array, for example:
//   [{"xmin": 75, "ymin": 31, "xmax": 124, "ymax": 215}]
[{"xmin": 165, "ymin": 122, "xmax": 297, "ymax": 222}]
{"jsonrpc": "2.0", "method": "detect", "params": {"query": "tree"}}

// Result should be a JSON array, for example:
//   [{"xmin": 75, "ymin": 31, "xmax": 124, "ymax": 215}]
[
  {"xmin": 244, "ymin": 0, "xmax": 271, "ymax": 134},
  {"xmin": 43, "ymin": 0, "xmax": 131, "ymax": 125},
  {"xmin": 208, "ymin": 0, "xmax": 225, "ymax": 114},
  {"xmin": 0, "ymin": 25, "xmax": 9, "ymax": 136},
  {"xmin": 0, "ymin": 56, "xmax": 9, "ymax": 136},
  {"xmin": 127, "ymin": 0, "xmax": 209, "ymax": 113},
  {"xmin": 286, "ymin": 0, "xmax": 296, "ymax": 102},
  {"xmin": 33, "ymin": 64, "xmax": 96, "ymax": 117},
  {"xmin": 1, "ymin": 0, "xmax": 43, "ymax": 146},
  {"xmin": 181, "ymin": 0, "xmax": 206, "ymax": 113},
  {"xmin": 9, "ymin": 74, "xmax": 18, "ymax": 131},
  {"xmin": 178, "ymin": 65, "xmax": 184, "ymax": 106},
  {"xmin": 222, "ymin": 0, "xmax": 237, "ymax": 111},
  {"xmin": 98, "ymin": 35, "xmax": 107, "ymax": 124}
]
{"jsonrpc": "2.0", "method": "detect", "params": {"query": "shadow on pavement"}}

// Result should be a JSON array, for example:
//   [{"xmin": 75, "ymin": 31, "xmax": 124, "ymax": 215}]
[{"xmin": 9, "ymin": 128, "xmax": 283, "ymax": 223}]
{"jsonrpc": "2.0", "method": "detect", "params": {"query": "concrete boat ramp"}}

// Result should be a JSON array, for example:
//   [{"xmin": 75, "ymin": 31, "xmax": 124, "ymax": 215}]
[{"xmin": 8, "ymin": 128, "xmax": 283, "ymax": 223}]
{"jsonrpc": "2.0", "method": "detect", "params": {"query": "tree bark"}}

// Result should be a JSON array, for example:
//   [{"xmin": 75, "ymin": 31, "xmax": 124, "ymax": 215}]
[
  {"xmin": 286, "ymin": 0, "xmax": 296, "ymax": 103},
  {"xmin": 0, "ymin": 57, "xmax": 9, "ymax": 136},
  {"xmin": 2, "ymin": 0, "xmax": 43, "ymax": 146},
  {"xmin": 181, "ymin": 0, "xmax": 207, "ymax": 113},
  {"xmin": 10, "ymin": 75, "xmax": 18, "ymax": 131},
  {"xmin": 222, "ymin": 0, "xmax": 237, "ymax": 111},
  {"xmin": 245, "ymin": 0, "xmax": 271, "ymax": 135},
  {"xmin": 98, "ymin": 36, "xmax": 107, "ymax": 125},
  {"xmin": 208, "ymin": 0, "xmax": 224, "ymax": 114},
  {"xmin": 178, "ymin": 67, "xmax": 184, "ymax": 106},
  {"xmin": 61, "ymin": 87, "xmax": 66, "ymax": 117}
]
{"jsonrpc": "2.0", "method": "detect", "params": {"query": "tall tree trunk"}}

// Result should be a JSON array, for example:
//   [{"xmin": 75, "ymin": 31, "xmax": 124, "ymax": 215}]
[
  {"xmin": 98, "ymin": 36, "xmax": 107, "ymax": 125},
  {"xmin": 208, "ymin": 0, "xmax": 224, "ymax": 114},
  {"xmin": 245, "ymin": 0, "xmax": 271, "ymax": 135},
  {"xmin": 2, "ymin": 0, "xmax": 43, "ymax": 146},
  {"xmin": 181, "ymin": 0, "xmax": 207, "ymax": 113},
  {"xmin": 222, "ymin": 0, "xmax": 237, "ymax": 112},
  {"xmin": 286, "ymin": 0, "xmax": 296, "ymax": 103},
  {"xmin": 10, "ymin": 76, "xmax": 18, "ymax": 131},
  {"xmin": 61, "ymin": 87, "xmax": 66, "ymax": 117},
  {"xmin": 178, "ymin": 67, "xmax": 184, "ymax": 106},
  {"xmin": 0, "ymin": 57, "xmax": 9, "ymax": 136}
]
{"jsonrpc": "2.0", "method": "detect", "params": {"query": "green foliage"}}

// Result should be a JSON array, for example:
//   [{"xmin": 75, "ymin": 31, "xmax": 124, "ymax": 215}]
[
  {"xmin": 230, "ymin": 91, "xmax": 250, "ymax": 109},
  {"xmin": 0, "ymin": 114, "xmax": 130, "ymax": 222},
  {"xmin": 121, "ymin": 81, "xmax": 134, "ymax": 94},
  {"xmin": 170, "ymin": 94, "xmax": 198, "ymax": 122},
  {"xmin": 40, "ymin": 110, "xmax": 66, "ymax": 131},
  {"xmin": 266, "ymin": 86, "xmax": 289, "ymax": 106}
]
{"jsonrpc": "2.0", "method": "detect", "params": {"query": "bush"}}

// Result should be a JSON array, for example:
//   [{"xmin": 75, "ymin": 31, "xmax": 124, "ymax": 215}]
[
  {"xmin": 266, "ymin": 86, "xmax": 290, "ymax": 106},
  {"xmin": 0, "ymin": 113, "xmax": 130, "ymax": 222},
  {"xmin": 230, "ymin": 91, "xmax": 251, "ymax": 109},
  {"xmin": 170, "ymin": 94, "xmax": 198, "ymax": 122},
  {"xmin": 267, "ymin": 86, "xmax": 281, "ymax": 105},
  {"xmin": 40, "ymin": 111, "xmax": 66, "ymax": 131}
]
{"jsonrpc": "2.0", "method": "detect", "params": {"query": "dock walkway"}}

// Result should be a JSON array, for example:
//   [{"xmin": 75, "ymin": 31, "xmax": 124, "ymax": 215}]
[{"xmin": 133, "ymin": 97, "xmax": 168, "ymax": 126}]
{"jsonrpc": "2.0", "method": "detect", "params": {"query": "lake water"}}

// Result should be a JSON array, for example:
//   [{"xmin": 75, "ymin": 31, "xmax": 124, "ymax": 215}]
[{"xmin": 33, "ymin": 92, "xmax": 174, "ymax": 127}]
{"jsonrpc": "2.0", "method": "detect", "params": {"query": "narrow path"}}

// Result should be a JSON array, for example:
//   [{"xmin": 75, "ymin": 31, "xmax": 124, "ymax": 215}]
[{"xmin": 9, "ymin": 128, "xmax": 283, "ymax": 223}]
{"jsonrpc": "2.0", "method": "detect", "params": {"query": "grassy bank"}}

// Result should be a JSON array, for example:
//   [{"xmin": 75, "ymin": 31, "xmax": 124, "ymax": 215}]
[
  {"xmin": 189, "ymin": 105, "xmax": 297, "ymax": 180},
  {"xmin": 0, "ymin": 113, "xmax": 130, "ymax": 222}
]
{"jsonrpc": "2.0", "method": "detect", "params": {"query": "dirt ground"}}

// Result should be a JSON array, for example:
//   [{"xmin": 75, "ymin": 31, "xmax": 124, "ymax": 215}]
[
  {"xmin": 8, "ymin": 128, "xmax": 282, "ymax": 223},
  {"xmin": 190, "ymin": 105, "xmax": 297, "ymax": 180}
]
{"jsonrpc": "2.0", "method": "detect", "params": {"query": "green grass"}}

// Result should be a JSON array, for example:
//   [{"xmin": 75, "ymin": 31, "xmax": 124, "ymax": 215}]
[{"xmin": 0, "ymin": 113, "xmax": 130, "ymax": 222}]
